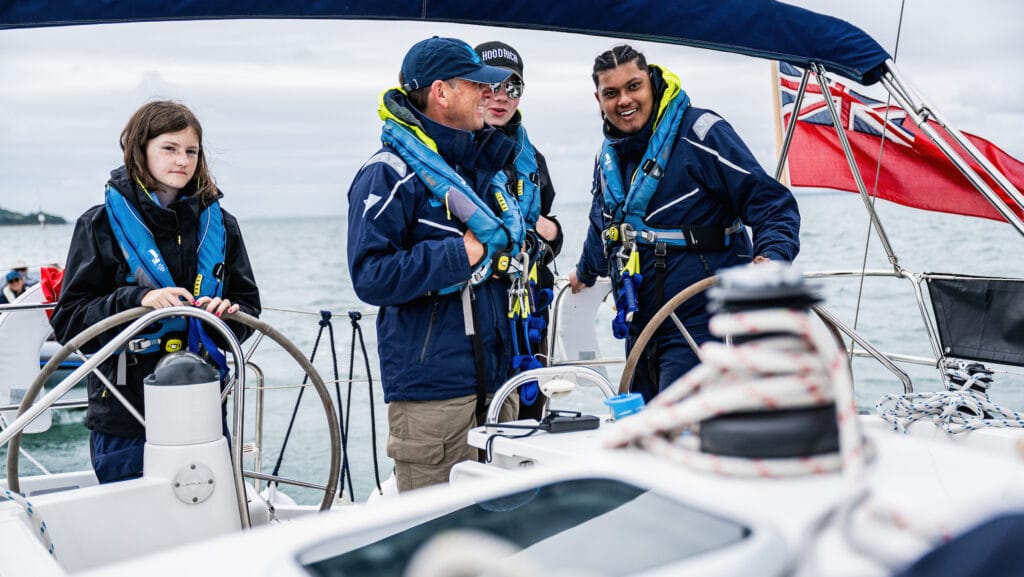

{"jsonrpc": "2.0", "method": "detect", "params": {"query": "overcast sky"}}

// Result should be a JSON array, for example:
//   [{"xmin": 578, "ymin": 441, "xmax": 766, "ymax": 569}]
[{"xmin": 1, "ymin": 0, "xmax": 1021, "ymax": 220}]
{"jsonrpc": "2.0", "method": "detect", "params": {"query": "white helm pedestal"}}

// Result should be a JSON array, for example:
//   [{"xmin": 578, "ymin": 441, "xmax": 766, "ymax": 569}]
[
  {"xmin": 144, "ymin": 351, "xmax": 222, "ymax": 446},
  {"xmin": 142, "ymin": 352, "xmax": 239, "ymax": 514}
]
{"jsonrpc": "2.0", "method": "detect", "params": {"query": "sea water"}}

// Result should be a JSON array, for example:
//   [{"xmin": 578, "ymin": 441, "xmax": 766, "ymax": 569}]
[{"xmin": 2, "ymin": 192, "xmax": 1024, "ymax": 504}]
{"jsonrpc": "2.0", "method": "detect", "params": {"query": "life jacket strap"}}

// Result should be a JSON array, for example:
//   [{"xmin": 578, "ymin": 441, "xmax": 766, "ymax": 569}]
[
  {"xmin": 116, "ymin": 351, "xmax": 127, "ymax": 386},
  {"xmin": 126, "ymin": 317, "xmax": 188, "ymax": 355}
]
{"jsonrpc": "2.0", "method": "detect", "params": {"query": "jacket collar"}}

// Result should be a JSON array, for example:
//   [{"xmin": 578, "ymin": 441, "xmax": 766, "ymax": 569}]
[
  {"xmin": 107, "ymin": 165, "xmax": 208, "ymax": 233},
  {"xmin": 408, "ymin": 104, "xmax": 479, "ymax": 169},
  {"xmin": 378, "ymin": 88, "xmax": 514, "ymax": 189}
]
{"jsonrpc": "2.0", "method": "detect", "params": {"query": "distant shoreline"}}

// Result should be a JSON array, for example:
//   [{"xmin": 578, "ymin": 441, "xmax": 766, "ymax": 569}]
[{"xmin": 0, "ymin": 208, "xmax": 67, "ymax": 226}]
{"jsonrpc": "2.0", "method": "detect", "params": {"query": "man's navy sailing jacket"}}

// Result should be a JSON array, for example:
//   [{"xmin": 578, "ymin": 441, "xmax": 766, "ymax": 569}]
[
  {"xmin": 347, "ymin": 93, "xmax": 516, "ymax": 402},
  {"xmin": 576, "ymin": 68, "xmax": 801, "ymax": 334}
]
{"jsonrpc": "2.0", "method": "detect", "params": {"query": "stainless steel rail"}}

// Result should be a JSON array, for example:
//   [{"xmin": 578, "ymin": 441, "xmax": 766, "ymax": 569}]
[
  {"xmin": 486, "ymin": 366, "xmax": 616, "ymax": 425},
  {"xmin": 242, "ymin": 470, "xmax": 326, "ymax": 492},
  {"xmin": 812, "ymin": 304, "xmax": 912, "ymax": 393}
]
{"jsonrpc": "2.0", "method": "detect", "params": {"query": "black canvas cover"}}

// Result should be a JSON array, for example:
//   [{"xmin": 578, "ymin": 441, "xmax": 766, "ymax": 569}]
[{"xmin": 927, "ymin": 275, "xmax": 1024, "ymax": 367}]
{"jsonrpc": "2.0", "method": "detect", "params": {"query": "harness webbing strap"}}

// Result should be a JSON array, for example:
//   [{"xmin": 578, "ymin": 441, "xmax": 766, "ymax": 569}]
[
  {"xmin": 462, "ymin": 286, "xmax": 489, "ymax": 426},
  {"xmin": 637, "ymin": 219, "xmax": 744, "ymax": 249},
  {"xmin": 116, "ymin": 352, "xmax": 127, "ymax": 386},
  {"xmin": 654, "ymin": 242, "xmax": 667, "ymax": 305}
]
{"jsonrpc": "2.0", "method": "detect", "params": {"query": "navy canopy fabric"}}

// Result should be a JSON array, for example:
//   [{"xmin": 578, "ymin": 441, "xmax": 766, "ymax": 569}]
[{"xmin": 0, "ymin": 0, "xmax": 891, "ymax": 84}]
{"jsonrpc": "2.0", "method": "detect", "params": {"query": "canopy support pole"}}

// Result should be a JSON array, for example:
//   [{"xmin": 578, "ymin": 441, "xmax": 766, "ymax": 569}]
[
  {"xmin": 811, "ymin": 63, "xmax": 900, "ymax": 271},
  {"xmin": 880, "ymin": 60, "xmax": 1024, "ymax": 237}
]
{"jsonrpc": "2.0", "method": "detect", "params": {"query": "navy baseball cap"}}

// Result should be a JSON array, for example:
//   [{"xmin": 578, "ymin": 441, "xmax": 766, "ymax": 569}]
[{"xmin": 401, "ymin": 36, "xmax": 511, "ymax": 92}]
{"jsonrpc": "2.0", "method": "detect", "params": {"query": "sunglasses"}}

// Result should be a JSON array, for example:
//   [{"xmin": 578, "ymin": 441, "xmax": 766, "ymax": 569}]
[{"xmin": 487, "ymin": 79, "xmax": 525, "ymax": 99}]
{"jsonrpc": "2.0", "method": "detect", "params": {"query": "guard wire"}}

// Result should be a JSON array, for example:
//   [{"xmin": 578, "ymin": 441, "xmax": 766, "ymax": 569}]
[
  {"xmin": 350, "ymin": 311, "xmax": 383, "ymax": 494},
  {"xmin": 319, "ymin": 312, "xmax": 354, "ymax": 502}
]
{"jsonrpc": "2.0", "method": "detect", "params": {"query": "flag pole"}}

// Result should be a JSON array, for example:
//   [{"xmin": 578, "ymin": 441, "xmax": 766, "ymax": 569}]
[
  {"xmin": 770, "ymin": 62, "xmax": 790, "ymax": 187},
  {"xmin": 774, "ymin": 63, "xmax": 810, "ymax": 187}
]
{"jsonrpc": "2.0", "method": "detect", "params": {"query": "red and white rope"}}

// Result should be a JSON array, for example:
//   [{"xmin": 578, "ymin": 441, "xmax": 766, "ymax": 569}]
[{"xmin": 604, "ymin": 308, "xmax": 867, "ymax": 483}]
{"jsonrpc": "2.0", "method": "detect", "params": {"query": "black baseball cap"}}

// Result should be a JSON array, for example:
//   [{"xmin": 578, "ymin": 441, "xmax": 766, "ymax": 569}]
[
  {"xmin": 401, "ymin": 36, "xmax": 511, "ymax": 92},
  {"xmin": 474, "ymin": 41, "xmax": 524, "ymax": 82}
]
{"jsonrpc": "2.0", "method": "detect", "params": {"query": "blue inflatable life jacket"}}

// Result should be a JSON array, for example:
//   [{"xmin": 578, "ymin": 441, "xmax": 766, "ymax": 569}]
[
  {"xmin": 378, "ymin": 91, "xmax": 526, "ymax": 295},
  {"xmin": 105, "ymin": 185, "xmax": 229, "ymax": 374},
  {"xmin": 599, "ymin": 65, "xmax": 692, "ymax": 248},
  {"xmin": 511, "ymin": 121, "xmax": 541, "ymax": 228}
]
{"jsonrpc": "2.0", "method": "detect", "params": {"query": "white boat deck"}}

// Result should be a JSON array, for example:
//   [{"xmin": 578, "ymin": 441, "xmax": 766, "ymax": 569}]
[{"xmin": 28, "ymin": 412, "xmax": 1017, "ymax": 577}]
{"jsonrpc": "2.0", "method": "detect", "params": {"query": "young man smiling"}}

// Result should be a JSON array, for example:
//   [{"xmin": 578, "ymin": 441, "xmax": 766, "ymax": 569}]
[
  {"xmin": 347, "ymin": 37, "xmax": 522, "ymax": 492},
  {"xmin": 569, "ymin": 45, "xmax": 801, "ymax": 402}
]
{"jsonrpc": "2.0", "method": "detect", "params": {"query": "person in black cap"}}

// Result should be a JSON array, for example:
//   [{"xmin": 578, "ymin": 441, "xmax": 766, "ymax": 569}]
[
  {"xmin": 347, "ymin": 36, "xmax": 523, "ymax": 492},
  {"xmin": 475, "ymin": 40, "xmax": 563, "ymax": 420}
]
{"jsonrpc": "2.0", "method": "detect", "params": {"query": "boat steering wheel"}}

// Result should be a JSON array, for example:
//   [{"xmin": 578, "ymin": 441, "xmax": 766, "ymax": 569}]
[
  {"xmin": 617, "ymin": 276, "xmax": 717, "ymax": 394},
  {"xmin": 617, "ymin": 275, "xmax": 851, "ymax": 395},
  {"xmin": 5, "ymin": 307, "xmax": 342, "ymax": 517}
]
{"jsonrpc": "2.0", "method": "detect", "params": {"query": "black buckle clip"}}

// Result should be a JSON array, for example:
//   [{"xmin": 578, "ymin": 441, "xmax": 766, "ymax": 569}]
[
  {"xmin": 654, "ymin": 242, "xmax": 667, "ymax": 270},
  {"xmin": 641, "ymin": 159, "xmax": 663, "ymax": 178}
]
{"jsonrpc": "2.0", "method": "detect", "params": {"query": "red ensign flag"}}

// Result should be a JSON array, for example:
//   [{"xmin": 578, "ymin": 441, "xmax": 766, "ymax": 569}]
[{"xmin": 778, "ymin": 62, "xmax": 1024, "ymax": 221}]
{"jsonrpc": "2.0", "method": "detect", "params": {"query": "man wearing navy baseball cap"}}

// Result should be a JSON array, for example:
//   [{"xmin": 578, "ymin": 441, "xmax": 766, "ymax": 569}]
[
  {"xmin": 401, "ymin": 36, "xmax": 510, "ymax": 92},
  {"xmin": 347, "ymin": 37, "xmax": 523, "ymax": 492},
  {"xmin": 395, "ymin": 36, "xmax": 512, "ymax": 132}
]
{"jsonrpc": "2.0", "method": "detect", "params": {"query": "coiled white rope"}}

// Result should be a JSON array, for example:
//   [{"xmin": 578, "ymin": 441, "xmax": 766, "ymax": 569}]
[
  {"xmin": 604, "ymin": 307, "xmax": 868, "ymax": 483},
  {"xmin": 876, "ymin": 362, "xmax": 1024, "ymax": 434},
  {"xmin": 2, "ymin": 488, "xmax": 55, "ymax": 557}
]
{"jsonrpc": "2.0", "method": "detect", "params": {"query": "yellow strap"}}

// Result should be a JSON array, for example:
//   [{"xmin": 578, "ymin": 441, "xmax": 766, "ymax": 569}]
[
  {"xmin": 625, "ymin": 250, "xmax": 640, "ymax": 276},
  {"xmin": 134, "ymin": 177, "xmax": 160, "ymax": 206}
]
